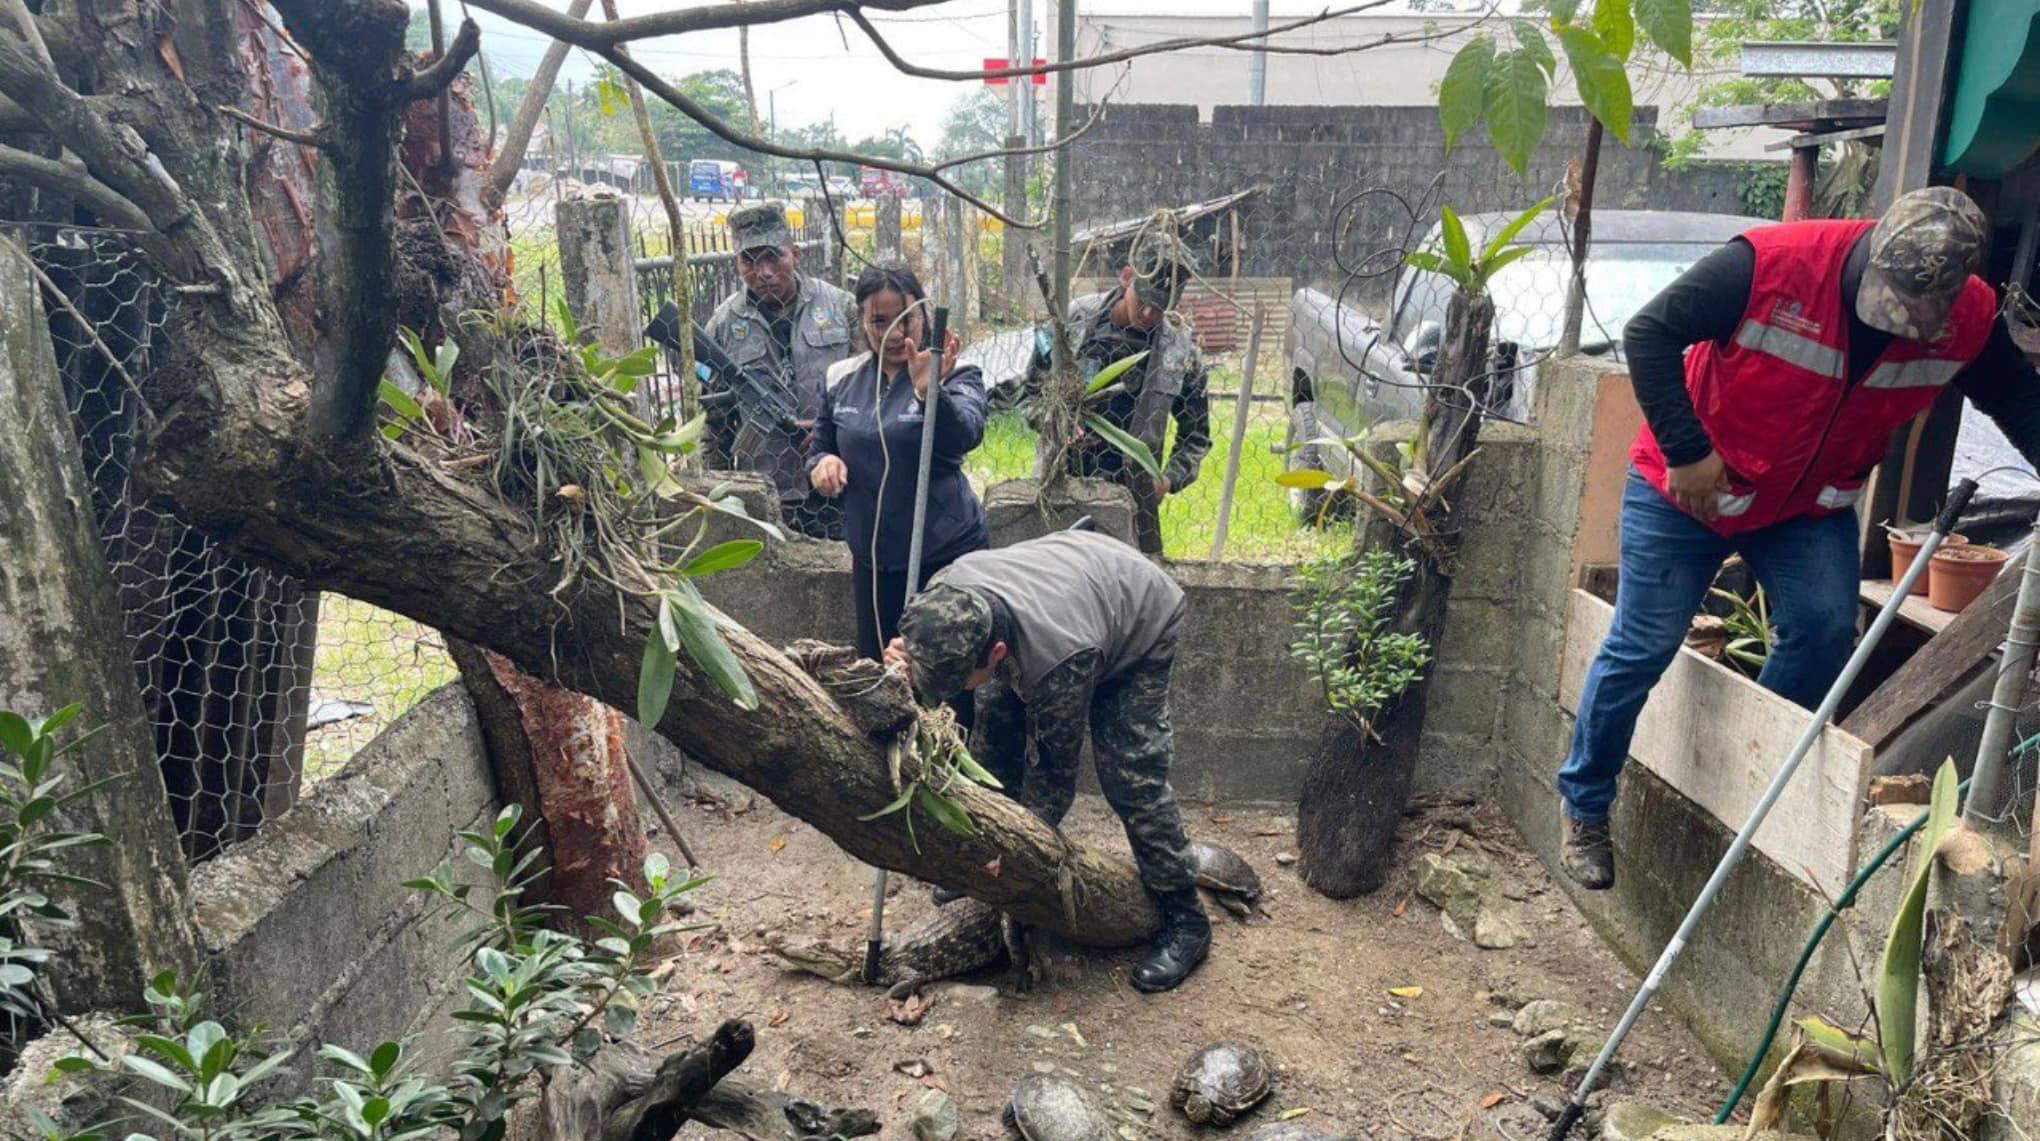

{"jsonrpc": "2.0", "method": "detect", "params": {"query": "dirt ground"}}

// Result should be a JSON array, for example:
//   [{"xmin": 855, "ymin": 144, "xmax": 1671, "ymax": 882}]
[{"xmin": 637, "ymin": 772, "xmax": 1729, "ymax": 1141}]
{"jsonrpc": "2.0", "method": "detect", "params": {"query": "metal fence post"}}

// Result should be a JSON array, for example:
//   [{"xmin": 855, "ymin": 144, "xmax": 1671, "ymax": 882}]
[{"xmin": 1209, "ymin": 302, "xmax": 1268, "ymax": 562}]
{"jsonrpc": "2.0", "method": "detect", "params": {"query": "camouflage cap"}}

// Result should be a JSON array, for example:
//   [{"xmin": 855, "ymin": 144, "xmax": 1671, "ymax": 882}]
[
  {"xmin": 1857, "ymin": 186, "xmax": 1987, "ymax": 342},
  {"xmin": 1127, "ymin": 229, "xmax": 1198, "ymax": 310},
  {"xmin": 897, "ymin": 583, "xmax": 994, "ymax": 705},
  {"xmin": 728, "ymin": 201, "xmax": 794, "ymax": 253}
]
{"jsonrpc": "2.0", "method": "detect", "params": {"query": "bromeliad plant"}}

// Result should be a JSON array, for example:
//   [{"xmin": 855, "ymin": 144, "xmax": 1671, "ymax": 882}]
[{"xmin": 37, "ymin": 801, "xmax": 703, "ymax": 1141}]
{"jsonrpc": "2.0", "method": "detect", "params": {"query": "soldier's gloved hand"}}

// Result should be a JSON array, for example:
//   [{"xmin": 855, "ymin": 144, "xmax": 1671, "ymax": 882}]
[{"xmin": 811, "ymin": 455, "xmax": 849, "ymax": 496}]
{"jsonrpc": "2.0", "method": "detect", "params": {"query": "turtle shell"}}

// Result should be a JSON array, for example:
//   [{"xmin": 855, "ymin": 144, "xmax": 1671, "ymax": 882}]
[
  {"xmin": 1189, "ymin": 841, "xmax": 1264, "ymax": 903},
  {"xmin": 1005, "ymin": 1074, "xmax": 1110, "ymax": 1141},
  {"xmin": 1170, "ymin": 1041, "xmax": 1273, "ymax": 1126}
]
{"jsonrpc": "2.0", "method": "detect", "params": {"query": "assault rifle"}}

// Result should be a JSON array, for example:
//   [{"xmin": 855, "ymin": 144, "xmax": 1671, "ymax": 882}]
[{"xmin": 642, "ymin": 301, "xmax": 803, "ymax": 440}]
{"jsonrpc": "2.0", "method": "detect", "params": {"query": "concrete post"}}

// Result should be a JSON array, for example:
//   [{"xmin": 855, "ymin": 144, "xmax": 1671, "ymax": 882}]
[
  {"xmin": 923, "ymin": 196, "xmax": 950, "ymax": 305},
  {"xmin": 876, "ymin": 195, "xmax": 903, "ymax": 263},
  {"xmin": 951, "ymin": 203, "xmax": 975, "ymax": 322},
  {"xmin": 1249, "ymin": 0, "xmax": 1269, "ymax": 105},
  {"xmin": 556, "ymin": 191, "xmax": 642, "ymax": 356},
  {"xmin": 0, "ymin": 238, "xmax": 198, "ymax": 1009}
]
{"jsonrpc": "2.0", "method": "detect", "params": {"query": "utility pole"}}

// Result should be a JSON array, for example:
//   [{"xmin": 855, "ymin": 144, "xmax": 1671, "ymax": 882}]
[
  {"xmin": 1048, "ymin": 0, "xmax": 1076, "ymax": 474},
  {"xmin": 1019, "ymin": 0, "xmax": 1037, "ymax": 146},
  {"xmin": 1249, "ymin": 0, "xmax": 1269, "ymax": 105},
  {"xmin": 1003, "ymin": 0, "xmax": 1029, "ymax": 313}
]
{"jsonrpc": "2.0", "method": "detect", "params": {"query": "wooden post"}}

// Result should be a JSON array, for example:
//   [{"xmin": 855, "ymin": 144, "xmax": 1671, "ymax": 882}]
[
  {"xmin": 557, "ymin": 191, "xmax": 642, "ymax": 356},
  {"xmin": 1209, "ymin": 303, "xmax": 1268, "ymax": 562},
  {"xmin": 1783, "ymin": 144, "xmax": 1818, "ymax": 222}
]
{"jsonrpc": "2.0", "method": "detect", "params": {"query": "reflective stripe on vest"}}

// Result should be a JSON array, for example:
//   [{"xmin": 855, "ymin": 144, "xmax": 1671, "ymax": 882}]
[
  {"xmin": 1733, "ymin": 317, "xmax": 1845, "ymax": 378},
  {"xmin": 1861, "ymin": 358, "xmax": 1965, "ymax": 390}
]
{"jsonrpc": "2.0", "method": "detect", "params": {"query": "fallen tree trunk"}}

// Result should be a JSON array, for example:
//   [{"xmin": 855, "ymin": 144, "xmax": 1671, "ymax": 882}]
[{"xmin": 2, "ymin": 0, "xmax": 1159, "ymax": 949}]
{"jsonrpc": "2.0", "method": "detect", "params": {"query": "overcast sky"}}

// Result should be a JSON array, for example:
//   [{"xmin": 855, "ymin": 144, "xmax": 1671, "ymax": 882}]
[{"xmin": 424, "ymin": 1, "xmax": 1459, "ymax": 144}]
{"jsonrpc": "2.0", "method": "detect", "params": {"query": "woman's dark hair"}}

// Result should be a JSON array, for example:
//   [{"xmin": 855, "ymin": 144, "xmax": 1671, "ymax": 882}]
[{"xmin": 853, "ymin": 261, "xmax": 927, "ymax": 308}]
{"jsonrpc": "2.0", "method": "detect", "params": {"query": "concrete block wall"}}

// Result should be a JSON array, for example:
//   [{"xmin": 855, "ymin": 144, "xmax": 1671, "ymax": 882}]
[
  {"xmin": 692, "ymin": 477, "xmax": 1323, "ymax": 803},
  {"xmin": 188, "ymin": 686, "xmax": 499, "ymax": 1070},
  {"xmin": 1068, "ymin": 104, "xmax": 1754, "ymax": 299}
]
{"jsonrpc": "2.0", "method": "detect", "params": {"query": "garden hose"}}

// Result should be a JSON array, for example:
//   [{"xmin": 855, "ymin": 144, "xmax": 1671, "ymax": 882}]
[{"xmin": 1713, "ymin": 779, "xmax": 1969, "ymax": 1123}]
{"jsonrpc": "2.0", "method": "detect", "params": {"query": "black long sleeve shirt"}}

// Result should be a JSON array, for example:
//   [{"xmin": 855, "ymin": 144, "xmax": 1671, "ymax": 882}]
[{"xmin": 1621, "ymin": 237, "xmax": 2040, "ymax": 470}]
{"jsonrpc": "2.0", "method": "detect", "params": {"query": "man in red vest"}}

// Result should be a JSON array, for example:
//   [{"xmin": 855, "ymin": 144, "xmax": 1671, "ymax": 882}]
[{"xmin": 1559, "ymin": 187, "xmax": 2040, "ymax": 890}]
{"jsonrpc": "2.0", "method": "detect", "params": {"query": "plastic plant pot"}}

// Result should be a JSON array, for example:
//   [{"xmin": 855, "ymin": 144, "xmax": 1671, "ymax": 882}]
[
  {"xmin": 1927, "ymin": 544, "xmax": 2010, "ymax": 613},
  {"xmin": 1886, "ymin": 528, "xmax": 1968, "ymax": 596}
]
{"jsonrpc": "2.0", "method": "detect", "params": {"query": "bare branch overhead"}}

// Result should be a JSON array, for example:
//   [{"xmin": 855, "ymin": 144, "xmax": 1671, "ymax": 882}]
[
  {"xmin": 458, "ymin": 0, "xmax": 950, "ymax": 47},
  {"xmin": 400, "ymin": 17, "xmax": 482, "ymax": 102}
]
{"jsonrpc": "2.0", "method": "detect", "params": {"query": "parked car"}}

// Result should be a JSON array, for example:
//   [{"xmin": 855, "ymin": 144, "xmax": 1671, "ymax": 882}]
[
  {"xmin": 688, "ymin": 159, "xmax": 746, "ymax": 202},
  {"xmin": 1284, "ymin": 209, "xmax": 1758, "ymax": 508}
]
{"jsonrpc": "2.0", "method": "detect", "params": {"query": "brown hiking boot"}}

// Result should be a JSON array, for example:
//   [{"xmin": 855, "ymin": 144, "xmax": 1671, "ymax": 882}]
[{"xmin": 1561, "ymin": 816, "xmax": 1615, "ymax": 890}]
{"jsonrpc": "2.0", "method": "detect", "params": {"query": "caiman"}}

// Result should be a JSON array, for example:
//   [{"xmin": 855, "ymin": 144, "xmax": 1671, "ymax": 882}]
[{"xmin": 765, "ymin": 842, "xmax": 1265, "ymax": 997}]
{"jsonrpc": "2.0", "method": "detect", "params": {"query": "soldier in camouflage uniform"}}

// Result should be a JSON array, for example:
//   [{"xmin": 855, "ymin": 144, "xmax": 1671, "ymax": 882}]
[
  {"xmin": 1028, "ymin": 232, "xmax": 1212, "ymax": 555},
  {"xmin": 887, "ymin": 530, "xmax": 1212, "ymax": 993},
  {"xmin": 703, "ymin": 202, "xmax": 860, "ymax": 538}
]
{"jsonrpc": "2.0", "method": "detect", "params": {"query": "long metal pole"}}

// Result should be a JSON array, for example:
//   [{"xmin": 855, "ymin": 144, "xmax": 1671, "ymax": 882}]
[
  {"xmin": 1209, "ymin": 303, "xmax": 1267, "ymax": 561},
  {"xmin": 864, "ymin": 308, "xmax": 952, "ymax": 984},
  {"xmin": 1049, "ymin": 0, "xmax": 1074, "ymax": 389},
  {"xmin": 1963, "ymin": 517, "xmax": 2040, "ymax": 826},
  {"xmin": 1547, "ymin": 480, "xmax": 1980, "ymax": 1141},
  {"xmin": 1019, "ymin": 0, "xmax": 1037, "ymax": 146},
  {"xmin": 1248, "ymin": 0, "xmax": 1270, "ymax": 105}
]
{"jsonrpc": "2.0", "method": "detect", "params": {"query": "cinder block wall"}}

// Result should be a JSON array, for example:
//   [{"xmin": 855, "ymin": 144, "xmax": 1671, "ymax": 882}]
[
  {"xmin": 188, "ymin": 686, "xmax": 500, "ymax": 1070},
  {"xmin": 1066, "ymin": 104, "xmax": 1754, "ymax": 298}
]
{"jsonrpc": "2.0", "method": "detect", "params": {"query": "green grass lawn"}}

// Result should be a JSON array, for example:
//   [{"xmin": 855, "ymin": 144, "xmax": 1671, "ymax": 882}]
[
  {"xmin": 304, "ymin": 596, "xmax": 458, "ymax": 783},
  {"xmin": 966, "ymin": 400, "xmax": 1352, "ymax": 565}
]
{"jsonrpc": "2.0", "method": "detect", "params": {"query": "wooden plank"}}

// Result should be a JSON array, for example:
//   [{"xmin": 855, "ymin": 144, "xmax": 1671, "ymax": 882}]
[
  {"xmin": 1693, "ymin": 98, "xmax": 1888, "ymax": 131},
  {"xmin": 1858, "ymin": 579, "xmax": 1959, "ymax": 634},
  {"xmin": 1841, "ymin": 550, "xmax": 2028, "ymax": 748},
  {"xmin": 1561, "ymin": 589, "xmax": 1871, "ymax": 896},
  {"xmin": 1765, "ymin": 124, "xmax": 1888, "ymax": 151}
]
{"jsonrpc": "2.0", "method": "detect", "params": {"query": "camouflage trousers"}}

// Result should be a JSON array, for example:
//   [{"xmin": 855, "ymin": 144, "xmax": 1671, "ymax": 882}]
[{"xmin": 969, "ymin": 635, "xmax": 1196, "ymax": 895}]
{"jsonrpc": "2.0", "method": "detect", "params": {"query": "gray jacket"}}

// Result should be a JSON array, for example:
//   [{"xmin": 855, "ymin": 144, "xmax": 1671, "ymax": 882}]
[
  {"xmin": 935, "ymin": 531, "xmax": 1186, "ymax": 701},
  {"xmin": 1032, "ymin": 291, "xmax": 1213, "ymax": 491},
  {"xmin": 703, "ymin": 275, "xmax": 860, "ymax": 483}
]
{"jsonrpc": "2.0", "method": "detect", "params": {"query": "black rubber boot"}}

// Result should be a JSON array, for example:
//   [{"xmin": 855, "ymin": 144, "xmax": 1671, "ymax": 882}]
[{"xmin": 1130, "ymin": 889, "xmax": 1211, "ymax": 993}]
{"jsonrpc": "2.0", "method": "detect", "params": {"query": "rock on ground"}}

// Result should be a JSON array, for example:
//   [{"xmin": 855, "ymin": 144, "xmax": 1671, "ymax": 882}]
[
  {"xmin": 1599, "ymin": 1098, "xmax": 1680, "ymax": 1141},
  {"xmin": 1522, "ymin": 1029, "xmax": 1579, "ymax": 1075},
  {"xmin": 1512, "ymin": 999, "xmax": 1575, "ymax": 1038},
  {"xmin": 909, "ymin": 1089, "xmax": 960, "ymax": 1141},
  {"xmin": 1648, "ymin": 1128, "xmax": 1812, "ymax": 1141}
]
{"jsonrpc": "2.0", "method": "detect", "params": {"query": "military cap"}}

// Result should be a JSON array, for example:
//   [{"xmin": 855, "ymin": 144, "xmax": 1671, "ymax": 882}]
[
  {"xmin": 728, "ymin": 201, "xmax": 794, "ymax": 254},
  {"xmin": 1127, "ymin": 229, "xmax": 1198, "ymax": 311},
  {"xmin": 897, "ymin": 583, "xmax": 994, "ymax": 705},
  {"xmin": 1858, "ymin": 186, "xmax": 1987, "ymax": 342}
]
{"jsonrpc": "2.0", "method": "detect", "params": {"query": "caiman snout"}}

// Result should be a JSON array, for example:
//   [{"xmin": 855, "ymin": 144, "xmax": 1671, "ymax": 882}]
[{"xmin": 764, "ymin": 932, "xmax": 862, "ymax": 984}]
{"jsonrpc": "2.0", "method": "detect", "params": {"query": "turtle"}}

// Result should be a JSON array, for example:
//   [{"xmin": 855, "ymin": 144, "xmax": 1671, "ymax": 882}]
[
  {"xmin": 1189, "ymin": 840, "xmax": 1265, "ymax": 919},
  {"xmin": 1003, "ymin": 1074, "xmax": 1111, "ymax": 1141},
  {"xmin": 1243, "ymin": 1123, "xmax": 1359, "ymax": 1141},
  {"xmin": 1171, "ymin": 1041, "xmax": 1273, "ymax": 1127}
]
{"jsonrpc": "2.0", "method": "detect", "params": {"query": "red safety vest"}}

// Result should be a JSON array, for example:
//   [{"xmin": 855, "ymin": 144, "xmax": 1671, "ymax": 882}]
[{"xmin": 1632, "ymin": 220, "xmax": 1997, "ymax": 537}]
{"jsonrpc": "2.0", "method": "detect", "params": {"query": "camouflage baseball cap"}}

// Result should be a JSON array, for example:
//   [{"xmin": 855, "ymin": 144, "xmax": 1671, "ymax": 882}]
[
  {"xmin": 897, "ymin": 583, "xmax": 994, "ymax": 705},
  {"xmin": 1127, "ymin": 229, "xmax": 1197, "ymax": 310},
  {"xmin": 1857, "ymin": 187, "xmax": 1987, "ymax": 342},
  {"xmin": 728, "ymin": 202, "xmax": 793, "ymax": 253}
]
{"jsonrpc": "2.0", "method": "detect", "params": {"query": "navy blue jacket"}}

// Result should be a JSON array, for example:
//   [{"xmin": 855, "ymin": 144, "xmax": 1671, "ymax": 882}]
[{"xmin": 809, "ymin": 354, "xmax": 989, "ymax": 571}]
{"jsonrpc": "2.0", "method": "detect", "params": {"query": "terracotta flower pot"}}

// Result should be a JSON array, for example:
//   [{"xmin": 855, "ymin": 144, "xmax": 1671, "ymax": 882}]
[
  {"xmin": 1888, "ymin": 531, "xmax": 1968, "ymax": 595},
  {"xmin": 1927, "ymin": 545, "xmax": 2009, "ymax": 613}
]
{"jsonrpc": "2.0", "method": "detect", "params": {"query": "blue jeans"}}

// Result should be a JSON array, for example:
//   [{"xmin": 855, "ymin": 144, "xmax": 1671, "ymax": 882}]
[{"xmin": 1558, "ymin": 472, "xmax": 1861, "ymax": 824}]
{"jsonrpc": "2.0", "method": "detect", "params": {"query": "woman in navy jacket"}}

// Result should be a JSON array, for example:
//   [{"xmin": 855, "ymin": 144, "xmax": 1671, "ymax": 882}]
[{"xmin": 807, "ymin": 263, "xmax": 990, "ymax": 667}]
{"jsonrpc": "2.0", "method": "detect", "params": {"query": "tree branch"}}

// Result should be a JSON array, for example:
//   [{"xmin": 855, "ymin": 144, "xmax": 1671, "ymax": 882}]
[
  {"xmin": 399, "ymin": 17, "xmax": 481, "ymax": 103},
  {"xmin": 0, "ymin": 33, "xmax": 239, "ymax": 290},
  {"xmin": 0, "ymin": 144, "xmax": 151, "ymax": 230},
  {"xmin": 486, "ymin": 0, "xmax": 594, "ymax": 197},
  {"xmin": 459, "ymin": 0, "xmax": 949, "ymax": 47},
  {"xmin": 931, "ymin": 101, "xmax": 1104, "ymax": 173},
  {"xmin": 217, "ymin": 104, "xmax": 330, "ymax": 149},
  {"xmin": 841, "ymin": 0, "xmax": 1399, "ymax": 82}
]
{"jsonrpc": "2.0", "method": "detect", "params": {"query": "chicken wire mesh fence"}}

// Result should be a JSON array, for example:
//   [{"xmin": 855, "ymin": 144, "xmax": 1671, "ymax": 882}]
[{"xmin": 21, "ymin": 222, "xmax": 456, "ymax": 865}]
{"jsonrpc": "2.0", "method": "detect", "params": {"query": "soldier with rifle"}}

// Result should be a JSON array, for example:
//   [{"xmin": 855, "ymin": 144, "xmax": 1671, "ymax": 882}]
[
  {"xmin": 1027, "ymin": 231, "xmax": 1213, "ymax": 555},
  {"xmin": 700, "ymin": 202, "xmax": 859, "ymax": 538}
]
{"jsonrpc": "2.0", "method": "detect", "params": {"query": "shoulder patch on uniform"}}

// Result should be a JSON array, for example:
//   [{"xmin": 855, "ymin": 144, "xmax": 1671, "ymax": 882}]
[{"xmin": 825, "ymin": 352, "xmax": 873, "ymax": 390}]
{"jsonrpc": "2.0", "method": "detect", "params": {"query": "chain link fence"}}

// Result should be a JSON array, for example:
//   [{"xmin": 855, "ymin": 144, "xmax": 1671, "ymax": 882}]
[{"xmin": 24, "ymin": 223, "xmax": 456, "ymax": 864}]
